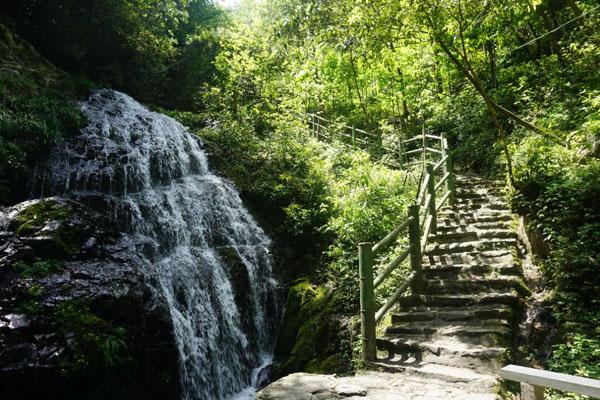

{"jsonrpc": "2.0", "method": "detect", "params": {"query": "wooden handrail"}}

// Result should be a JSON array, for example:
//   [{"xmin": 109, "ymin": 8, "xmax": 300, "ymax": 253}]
[
  {"xmin": 402, "ymin": 135, "xmax": 422, "ymax": 144},
  {"xmin": 404, "ymin": 148, "xmax": 424, "ymax": 155},
  {"xmin": 426, "ymin": 147, "xmax": 443, "ymax": 155},
  {"xmin": 372, "ymin": 217, "xmax": 414, "ymax": 253},
  {"xmin": 420, "ymin": 213, "xmax": 434, "ymax": 253},
  {"xmin": 375, "ymin": 272, "xmax": 415, "ymax": 323},
  {"xmin": 304, "ymin": 111, "xmax": 460, "ymax": 362},
  {"xmin": 435, "ymin": 173, "xmax": 450, "ymax": 192},
  {"xmin": 374, "ymin": 247, "xmax": 411, "ymax": 289},
  {"xmin": 433, "ymin": 155, "xmax": 449, "ymax": 172},
  {"xmin": 500, "ymin": 365, "xmax": 600, "ymax": 399},
  {"xmin": 436, "ymin": 191, "xmax": 451, "ymax": 212}
]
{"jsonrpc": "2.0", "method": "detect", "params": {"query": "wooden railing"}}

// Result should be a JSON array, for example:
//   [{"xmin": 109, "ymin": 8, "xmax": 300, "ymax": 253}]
[
  {"xmin": 501, "ymin": 365, "xmax": 600, "ymax": 400},
  {"xmin": 357, "ymin": 131, "xmax": 456, "ymax": 361},
  {"xmin": 305, "ymin": 112, "xmax": 412, "ymax": 167},
  {"xmin": 300, "ymin": 112, "xmax": 456, "ymax": 361}
]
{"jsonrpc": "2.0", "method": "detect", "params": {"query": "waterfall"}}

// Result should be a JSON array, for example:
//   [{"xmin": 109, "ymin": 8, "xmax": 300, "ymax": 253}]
[{"xmin": 40, "ymin": 89, "xmax": 278, "ymax": 399}]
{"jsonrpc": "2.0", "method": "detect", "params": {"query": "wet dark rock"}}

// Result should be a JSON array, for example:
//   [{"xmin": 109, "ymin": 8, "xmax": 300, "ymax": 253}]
[{"xmin": 0, "ymin": 198, "xmax": 179, "ymax": 400}]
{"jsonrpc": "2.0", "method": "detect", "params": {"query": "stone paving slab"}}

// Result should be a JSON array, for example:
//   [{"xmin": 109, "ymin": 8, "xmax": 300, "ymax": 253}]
[{"xmin": 257, "ymin": 372, "xmax": 499, "ymax": 400}]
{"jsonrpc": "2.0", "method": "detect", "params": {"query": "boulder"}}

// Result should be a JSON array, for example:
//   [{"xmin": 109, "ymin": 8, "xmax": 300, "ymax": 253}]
[{"xmin": 0, "ymin": 198, "xmax": 179, "ymax": 400}]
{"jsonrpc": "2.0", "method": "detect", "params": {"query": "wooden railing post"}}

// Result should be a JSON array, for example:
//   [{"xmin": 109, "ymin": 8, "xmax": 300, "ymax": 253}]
[
  {"xmin": 426, "ymin": 164, "xmax": 437, "ymax": 234},
  {"xmin": 408, "ymin": 205, "xmax": 423, "ymax": 293},
  {"xmin": 358, "ymin": 242, "xmax": 376, "ymax": 361},
  {"xmin": 352, "ymin": 126, "xmax": 356, "ymax": 145},
  {"xmin": 421, "ymin": 126, "xmax": 426, "ymax": 167},
  {"xmin": 441, "ymin": 133, "xmax": 456, "ymax": 206}
]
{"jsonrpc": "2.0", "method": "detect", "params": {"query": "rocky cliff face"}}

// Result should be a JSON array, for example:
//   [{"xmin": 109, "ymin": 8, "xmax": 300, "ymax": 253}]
[{"xmin": 0, "ymin": 198, "xmax": 179, "ymax": 399}]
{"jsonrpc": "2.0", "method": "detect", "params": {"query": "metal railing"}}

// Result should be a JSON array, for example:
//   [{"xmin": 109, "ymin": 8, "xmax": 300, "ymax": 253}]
[
  {"xmin": 357, "ymin": 131, "xmax": 456, "ymax": 361},
  {"xmin": 501, "ymin": 365, "xmax": 600, "ymax": 399}
]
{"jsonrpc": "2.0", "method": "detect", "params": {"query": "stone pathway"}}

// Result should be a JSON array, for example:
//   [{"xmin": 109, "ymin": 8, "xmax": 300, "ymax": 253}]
[
  {"xmin": 257, "ymin": 371, "xmax": 497, "ymax": 400},
  {"xmin": 259, "ymin": 175, "xmax": 524, "ymax": 399}
]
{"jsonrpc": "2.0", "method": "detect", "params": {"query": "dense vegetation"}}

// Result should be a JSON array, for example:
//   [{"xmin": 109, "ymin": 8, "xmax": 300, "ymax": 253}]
[{"xmin": 1, "ymin": 0, "xmax": 600, "ymax": 396}]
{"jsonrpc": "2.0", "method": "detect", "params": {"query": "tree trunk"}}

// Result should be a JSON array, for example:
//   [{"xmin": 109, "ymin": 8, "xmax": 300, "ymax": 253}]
[{"xmin": 433, "ymin": 32, "xmax": 562, "ymax": 144}]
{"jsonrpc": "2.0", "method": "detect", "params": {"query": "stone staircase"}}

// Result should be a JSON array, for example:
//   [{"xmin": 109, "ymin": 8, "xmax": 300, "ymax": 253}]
[{"xmin": 372, "ymin": 174, "xmax": 527, "ymax": 398}]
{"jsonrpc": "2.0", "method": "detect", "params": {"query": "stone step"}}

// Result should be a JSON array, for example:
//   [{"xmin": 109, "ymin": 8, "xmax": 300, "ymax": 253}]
[
  {"xmin": 423, "ymin": 250, "xmax": 514, "ymax": 266},
  {"xmin": 436, "ymin": 221, "xmax": 511, "ymax": 232},
  {"xmin": 446, "ymin": 206, "xmax": 510, "ymax": 215},
  {"xmin": 430, "ymin": 231, "xmax": 478, "ymax": 243},
  {"xmin": 391, "ymin": 304, "xmax": 512, "ymax": 324},
  {"xmin": 382, "ymin": 327, "xmax": 506, "ymax": 347},
  {"xmin": 424, "ymin": 277, "xmax": 527, "ymax": 295},
  {"xmin": 378, "ymin": 338, "xmax": 505, "ymax": 374},
  {"xmin": 367, "ymin": 360, "xmax": 498, "ymax": 388},
  {"xmin": 425, "ymin": 238, "xmax": 518, "ymax": 256},
  {"xmin": 478, "ymin": 229, "xmax": 517, "ymax": 239},
  {"xmin": 385, "ymin": 321, "xmax": 509, "ymax": 346},
  {"xmin": 398, "ymin": 291, "xmax": 520, "ymax": 308},
  {"xmin": 423, "ymin": 263, "xmax": 521, "ymax": 279},
  {"xmin": 430, "ymin": 229, "xmax": 515, "ymax": 244},
  {"xmin": 453, "ymin": 195, "xmax": 507, "ymax": 204},
  {"xmin": 437, "ymin": 212, "xmax": 512, "ymax": 224}
]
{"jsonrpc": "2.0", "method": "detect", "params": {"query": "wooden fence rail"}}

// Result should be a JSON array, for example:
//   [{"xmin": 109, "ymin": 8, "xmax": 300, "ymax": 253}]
[
  {"xmin": 356, "ymin": 130, "xmax": 455, "ymax": 361},
  {"xmin": 300, "ymin": 112, "xmax": 457, "ymax": 361}
]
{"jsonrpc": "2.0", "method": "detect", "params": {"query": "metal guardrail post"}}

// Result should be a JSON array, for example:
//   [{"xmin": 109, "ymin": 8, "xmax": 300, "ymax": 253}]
[
  {"xmin": 426, "ymin": 164, "xmax": 437, "ymax": 233},
  {"xmin": 358, "ymin": 242, "xmax": 376, "ymax": 361},
  {"xmin": 408, "ymin": 205, "xmax": 423, "ymax": 293}
]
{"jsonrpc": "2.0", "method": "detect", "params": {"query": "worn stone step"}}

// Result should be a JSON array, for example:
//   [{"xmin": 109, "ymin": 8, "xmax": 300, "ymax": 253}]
[
  {"xmin": 437, "ymin": 212, "xmax": 512, "ymax": 224},
  {"xmin": 398, "ymin": 291, "xmax": 520, "ymax": 308},
  {"xmin": 377, "ymin": 337, "xmax": 504, "ymax": 374},
  {"xmin": 436, "ymin": 221, "xmax": 510, "ymax": 232},
  {"xmin": 424, "ymin": 277, "xmax": 527, "ymax": 295},
  {"xmin": 425, "ymin": 238, "xmax": 518, "ymax": 256},
  {"xmin": 382, "ymin": 327, "xmax": 506, "ymax": 347},
  {"xmin": 430, "ymin": 231, "xmax": 478, "ymax": 243},
  {"xmin": 478, "ymin": 229, "xmax": 516, "ymax": 239},
  {"xmin": 423, "ymin": 250, "xmax": 514, "ymax": 266},
  {"xmin": 423, "ymin": 263, "xmax": 521, "ymax": 279},
  {"xmin": 391, "ymin": 304, "xmax": 512, "ymax": 323},
  {"xmin": 455, "ymin": 190, "xmax": 505, "ymax": 200},
  {"xmin": 384, "ymin": 321, "xmax": 509, "ymax": 345},
  {"xmin": 367, "ymin": 360, "xmax": 498, "ymax": 388}
]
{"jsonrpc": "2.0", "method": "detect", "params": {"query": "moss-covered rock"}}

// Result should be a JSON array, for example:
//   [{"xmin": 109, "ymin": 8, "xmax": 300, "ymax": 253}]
[
  {"xmin": 6, "ymin": 198, "xmax": 88, "ymax": 258},
  {"xmin": 0, "ymin": 198, "xmax": 179, "ymax": 400},
  {"xmin": 273, "ymin": 279, "xmax": 352, "ymax": 377}
]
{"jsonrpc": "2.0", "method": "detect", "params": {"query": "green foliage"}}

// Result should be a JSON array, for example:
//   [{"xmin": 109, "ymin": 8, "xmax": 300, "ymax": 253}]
[
  {"xmin": 511, "ymin": 133, "xmax": 600, "ymax": 386},
  {"xmin": 15, "ymin": 283, "xmax": 45, "ymax": 314},
  {"xmin": 547, "ymin": 333, "xmax": 600, "ymax": 400},
  {"xmin": 3, "ymin": 0, "xmax": 228, "ymax": 108},
  {"xmin": 12, "ymin": 259, "xmax": 63, "ymax": 278},
  {"xmin": 56, "ymin": 301, "xmax": 129, "ymax": 375},
  {"xmin": 0, "ymin": 23, "xmax": 90, "ymax": 204}
]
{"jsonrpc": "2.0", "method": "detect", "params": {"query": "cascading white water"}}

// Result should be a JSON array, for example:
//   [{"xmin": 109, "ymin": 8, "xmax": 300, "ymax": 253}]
[{"xmin": 41, "ymin": 89, "xmax": 278, "ymax": 399}]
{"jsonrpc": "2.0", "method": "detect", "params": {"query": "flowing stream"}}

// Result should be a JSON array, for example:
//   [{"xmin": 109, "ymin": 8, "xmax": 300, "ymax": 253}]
[{"xmin": 39, "ymin": 89, "xmax": 278, "ymax": 399}]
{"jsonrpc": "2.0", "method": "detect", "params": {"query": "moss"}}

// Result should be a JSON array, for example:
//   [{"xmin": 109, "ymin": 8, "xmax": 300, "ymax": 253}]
[
  {"xmin": 274, "ymin": 279, "xmax": 346, "ymax": 376},
  {"xmin": 12, "ymin": 259, "xmax": 63, "ymax": 278},
  {"xmin": 305, "ymin": 354, "xmax": 342, "ymax": 374},
  {"xmin": 15, "ymin": 283, "xmax": 44, "ymax": 315},
  {"xmin": 55, "ymin": 300, "xmax": 130, "ymax": 376},
  {"xmin": 10, "ymin": 200, "xmax": 87, "ymax": 256},
  {"xmin": 11, "ymin": 200, "xmax": 71, "ymax": 236}
]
